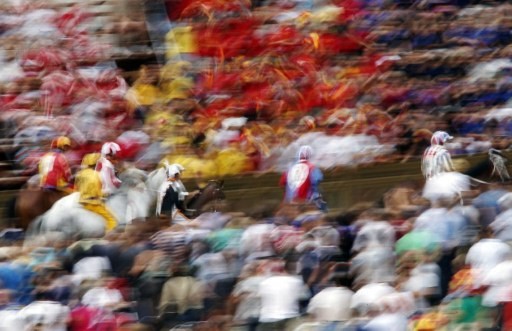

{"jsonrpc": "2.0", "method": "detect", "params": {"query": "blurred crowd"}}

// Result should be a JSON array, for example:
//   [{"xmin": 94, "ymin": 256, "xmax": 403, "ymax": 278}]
[
  {"xmin": 3, "ymin": 0, "xmax": 512, "ymax": 179},
  {"xmin": 2, "ymin": 182, "xmax": 512, "ymax": 330}
]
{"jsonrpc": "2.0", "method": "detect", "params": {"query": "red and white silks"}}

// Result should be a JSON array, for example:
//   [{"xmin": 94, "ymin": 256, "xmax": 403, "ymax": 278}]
[{"xmin": 40, "ymin": 71, "xmax": 75, "ymax": 118}]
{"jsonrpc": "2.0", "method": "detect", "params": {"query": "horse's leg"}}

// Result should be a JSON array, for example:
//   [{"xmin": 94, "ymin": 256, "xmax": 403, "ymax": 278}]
[
  {"xmin": 18, "ymin": 189, "xmax": 67, "ymax": 229},
  {"xmin": 16, "ymin": 189, "xmax": 44, "ymax": 230},
  {"xmin": 5, "ymin": 196, "xmax": 17, "ymax": 228}
]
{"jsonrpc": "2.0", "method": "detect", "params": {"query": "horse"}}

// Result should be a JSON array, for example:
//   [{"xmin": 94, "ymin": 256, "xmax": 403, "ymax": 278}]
[
  {"xmin": 145, "ymin": 162, "xmax": 226, "ymax": 218},
  {"xmin": 420, "ymin": 153, "xmax": 503, "ymax": 206},
  {"xmin": 31, "ymin": 166, "xmax": 226, "ymax": 239},
  {"xmin": 181, "ymin": 180, "xmax": 225, "ymax": 218},
  {"xmin": 29, "ymin": 167, "xmax": 152, "ymax": 238},
  {"xmin": 12, "ymin": 165, "xmax": 154, "ymax": 230},
  {"xmin": 14, "ymin": 175, "xmax": 69, "ymax": 230}
]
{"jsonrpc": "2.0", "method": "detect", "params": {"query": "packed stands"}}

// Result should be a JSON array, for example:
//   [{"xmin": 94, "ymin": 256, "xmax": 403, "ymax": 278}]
[{"xmin": 2, "ymin": 0, "xmax": 512, "ymax": 181}]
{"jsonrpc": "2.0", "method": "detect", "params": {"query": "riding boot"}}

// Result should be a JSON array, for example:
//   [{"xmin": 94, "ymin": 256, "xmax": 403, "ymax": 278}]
[{"xmin": 81, "ymin": 203, "xmax": 118, "ymax": 231}]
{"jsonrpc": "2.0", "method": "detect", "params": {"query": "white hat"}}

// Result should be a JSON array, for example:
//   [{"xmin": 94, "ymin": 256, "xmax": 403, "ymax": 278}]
[
  {"xmin": 171, "ymin": 163, "xmax": 185, "ymax": 172},
  {"xmin": 166, "ymin": 164, "xmax": 182, "ymax": 178},
  {"xmin": 431, "ymin": 131, "xmax": 453, "ymax": 145},
  {"xmin": 298, "ymin": 145, "xmax": 313, "ymax": 160},
  {"xmin": 101, "ymin": 142, "xmax": 121, "ymax": 156}
]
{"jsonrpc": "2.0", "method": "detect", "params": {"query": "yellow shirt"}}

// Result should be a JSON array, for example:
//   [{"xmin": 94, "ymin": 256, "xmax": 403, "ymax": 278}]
[
  {"xmin": 161, "ymin": 76, "xmax": 194, "ymax": 101},
  {"xmin": 215, "ymin": 148, "xmax": 252, "ymax": 176},
  {"xmin": 165, "ymin": 25, "xmax": 198, "ymax": 60},
  {"xmin": 125, "ymin": 83, "xmax": 161, "ymax": 107},
  {"xmin": 165, "ymin": 155, "xmax": 218, "ymax": 179},
  {"xmin": 75, "ymin": 168, "xmax": 104, "ymax": 205}
]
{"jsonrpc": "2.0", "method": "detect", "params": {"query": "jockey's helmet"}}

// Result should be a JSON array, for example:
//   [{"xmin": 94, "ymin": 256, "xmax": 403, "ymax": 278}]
[
  {"xmin": 51, "ymin": 136, "xmax": 71, "ymax": 150},
  {"xmin": 166, "ymin": 163, "xmax": 185, "ymax": 178},
  {"xmin": 298, "ymin": 145, "xmax": 313, "ymax": 161},
  {"xmin": 431, "ymin": 131, "xmax": 453, "ymax": 145},
  {"xmin": 101, "ymin": 142, "xmax": 121, "ymax": 156},
  {"xmin": 172, "ymin": 163, "xmax": 185, "ymax": 172},
  {"xmin": 81, "ymin": 153, "xmax": 100, "ymax": 168}
]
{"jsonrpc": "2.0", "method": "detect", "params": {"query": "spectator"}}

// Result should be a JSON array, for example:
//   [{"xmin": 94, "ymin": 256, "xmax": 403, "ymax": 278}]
[
  {"xmin": 257, "ymin": 260, "xmax": 310, "ymax": 330},
  {"xmin": 306, "ymin": 273, "xmax": 354, "ymax": 329},
  {"xmin": 158, "ymin": 265, "xmax": 205, "ymax": 323}
]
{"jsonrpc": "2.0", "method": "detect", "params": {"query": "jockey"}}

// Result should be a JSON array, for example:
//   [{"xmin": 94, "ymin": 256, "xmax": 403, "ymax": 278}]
[
  {"xmin": 280, "ymin": 145, "xmax": 324, "ymax": 206},
  {"xmin": 156, "ymin": 163, "xmax": 189, "ymax": 218},
  {"xmin": 421, "ymin": 131, "xmax": 455, "ymax": 179},
  {"xmin": 96, "ymin": 142, "xmax": 122, "ymax": 196},
  {"xmin": 39, "ymin": 136, "xmax": 73, "ymax": 192},
  {"xmin": 75, "ymin": 153, "xmax": 117, "ymax": 231}
]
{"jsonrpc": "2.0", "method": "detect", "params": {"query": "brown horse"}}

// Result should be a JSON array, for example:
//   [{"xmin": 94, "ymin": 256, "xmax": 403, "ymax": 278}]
[
  {"xmin": 15, "ymin": 178, "xmax": 70, "ymax": 229},
  {"xmin": 182, "ymin": 180, "xmax": 225, "ymax": 218}
]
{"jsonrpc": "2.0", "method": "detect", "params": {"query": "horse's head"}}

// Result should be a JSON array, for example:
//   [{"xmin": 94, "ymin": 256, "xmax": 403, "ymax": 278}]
[
  {"xmin": 204, "ymin": 180, "xmax": 225, "ymax": 200},
  {"xmin": 186, "ymin": 180, "xmax": 226, "ymax": 217},
  {"xmin": 118, "ymin": 167, "xmax": 148, "ymax": 190}
]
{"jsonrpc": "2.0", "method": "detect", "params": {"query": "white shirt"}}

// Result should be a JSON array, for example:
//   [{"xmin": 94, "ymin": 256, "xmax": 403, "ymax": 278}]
[
  {"xmin": 191, "ymin": 252, "xmax": 232, "ymax": 283},
  {"xmin": 490, "ymin": 209, "xmax": 512, "ymax": 241},
  {"xmin": 352, "ymin": 221, "xmax": 396, "ymax": 253},
  {"xmin": 482, "ymin": 260, "xmax": 512, "ymax": 307},
  {"xmin": 72, "ymin": 257, "xmax": 112, "ymax": 284},
  {"xmin": 466, "ymin": 238, "xmax": 512, "ymax": 287},
  {"xmin": 18, "ymin": 301, "xmax": 70, "ymax": 331},
  {"xmin": 414, "ymin": 208, "xmax": 452, "ymax": 249},
  {"xmin": 81, "ymin": 287, "xmax": 123, "ymax": 308},
  {"xmin": 350, "ymin": 247, "xmax": 396, "ymax": 286},
  {"xmin": 0, "ymin": 309, "xmax": 23, "ymax": 331},
  {"xmin": 307, "ymin": 287, "xmax": 354, "ymax": 322},
  {"xmin": 350, "ymin": 283, "xmax": 396, "ymax": 313},
  {"xmin": 402, "ymin": 264, "xmax": 441, "ymax": 310},
  {"xmin": 308, "ymin": 225, "xmax": 340, "ymax": 247},
  {"xmin": 240, "ymin": 223, "xmax": 275, "ymax": 258},
  {"xmin": 96, "ymin": 157, "xmax": 121, "ymax": 195},
  {"xmin": 364, "ymin": 313, "xmax": 408, "ymax": 331},
  {"xmin": 258, "ymin": 275, "xmax": 310, "ymax": 322},
  {"xmin": 233, "ymin": 276, "xmax": 266, "ymax": 322}
]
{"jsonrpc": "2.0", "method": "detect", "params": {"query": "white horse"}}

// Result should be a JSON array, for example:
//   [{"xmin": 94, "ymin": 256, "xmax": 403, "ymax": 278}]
[
  {"xmin": 422, "ymin": 171, "xmax": 473, "ymax": 205},
  {"xmin": 30, "ymin": 162, "xmax": 223, "ymax": 238},
  {"xmin": 32, "ymin": 167, "xmax": 155, "ymax": 238},
  {"xmin": 145, "ymin": 163, "xmax": 167, "ymax": 203}
]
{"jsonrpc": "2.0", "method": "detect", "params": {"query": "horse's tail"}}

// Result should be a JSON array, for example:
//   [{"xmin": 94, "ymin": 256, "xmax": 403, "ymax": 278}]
[{"xmin": 25, "ymin": 215, "xmax": 44, "ymax": 238}]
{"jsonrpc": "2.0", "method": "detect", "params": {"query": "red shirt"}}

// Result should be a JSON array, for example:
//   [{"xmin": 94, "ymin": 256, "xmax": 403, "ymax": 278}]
[
  {"xmin": 39, "ymin": 151, "xmax": 72, "ymax": 190},
  {"xmin": 280, "ymin": 160, "xmax": 320, "ymax": 202}
]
